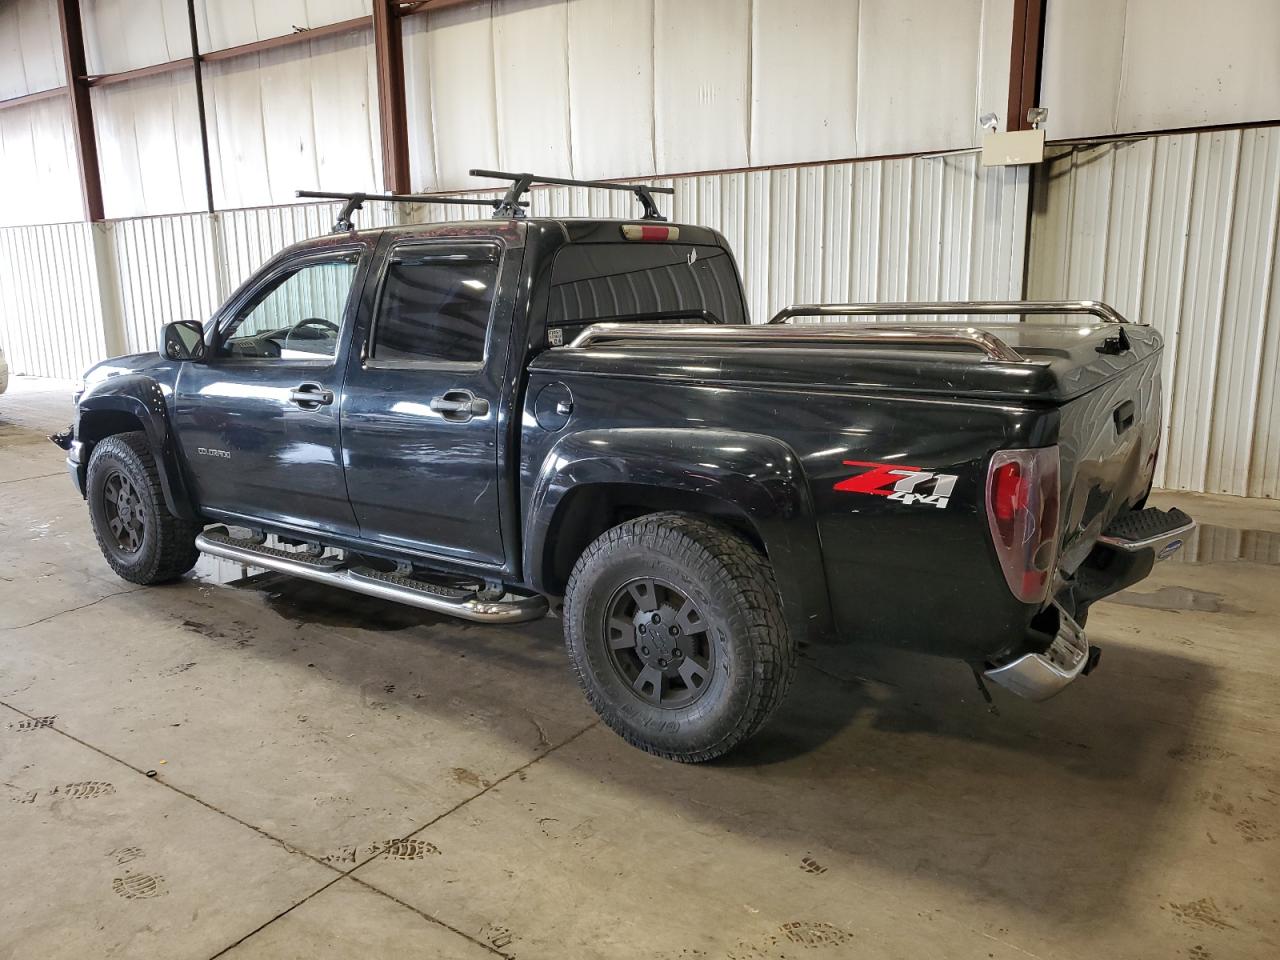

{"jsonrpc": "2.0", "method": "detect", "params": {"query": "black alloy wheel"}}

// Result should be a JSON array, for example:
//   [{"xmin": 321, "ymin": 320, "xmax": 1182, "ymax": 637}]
[
  {"xmin": 100, "ymin": 469, "xmax": 146, "ymax": 555},
  {"xmin": 604, "ymin": 577, "xmax": 715, "ymax": 709}
]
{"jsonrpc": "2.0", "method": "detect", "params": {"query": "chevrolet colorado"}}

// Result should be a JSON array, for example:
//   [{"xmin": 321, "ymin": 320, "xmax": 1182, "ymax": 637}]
[{"xmin": 54, "ymin": 171, "xmax": 1194, "ymax": 762}]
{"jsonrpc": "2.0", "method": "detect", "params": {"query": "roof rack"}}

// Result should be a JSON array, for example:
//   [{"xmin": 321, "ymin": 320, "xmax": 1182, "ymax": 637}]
[
  {"xmin": 768, "ymin": 300, "xmax": 1132, "ymax": 325},
  {"xmin": 296, "ymin": 189, "xmax": 528, "ymax": 233},
  {"xmin": 469, "ymin": 169, "xmax": 675, "ymax": 221},
  {"xmin": 563, "ymin": 322, "xmax": 1029, "ymax": 363}
]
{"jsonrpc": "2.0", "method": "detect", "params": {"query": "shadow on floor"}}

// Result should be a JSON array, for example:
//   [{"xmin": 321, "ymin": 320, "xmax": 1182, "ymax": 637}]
[{"xmin": 183, "ymin": 569, "xmax": 1218, "ymax": 929}]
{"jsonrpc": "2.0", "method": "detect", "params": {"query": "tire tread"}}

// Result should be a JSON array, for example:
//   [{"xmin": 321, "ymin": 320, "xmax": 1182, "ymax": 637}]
[
  {"xmin": 564, "ymin": 512, "xmax": 796, "ymax": 763},
  {"xmin": 88, "ymin": 432, "xmax": 201, "ymax": 584}
]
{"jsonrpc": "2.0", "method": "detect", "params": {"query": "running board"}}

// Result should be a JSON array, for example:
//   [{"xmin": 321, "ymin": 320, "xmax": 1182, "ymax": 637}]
[{"xmin": 195, "ymin": 529, "xmax": 548, "ymax": 625}]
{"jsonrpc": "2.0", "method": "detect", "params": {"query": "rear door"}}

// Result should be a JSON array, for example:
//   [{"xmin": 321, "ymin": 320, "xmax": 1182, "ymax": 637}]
[{"xmin": 340, "ymin": 237, "xmax": 518, "ymax": 567}]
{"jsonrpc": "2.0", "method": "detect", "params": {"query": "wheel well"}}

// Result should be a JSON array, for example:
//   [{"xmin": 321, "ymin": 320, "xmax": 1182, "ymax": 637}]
[
  {"xmin": 78, "ymin": 409, "xmax": 146, "ymax": 449},
  {"xmin": 543, "ymin": 483, "xmax": 766, "ymax": 595}
]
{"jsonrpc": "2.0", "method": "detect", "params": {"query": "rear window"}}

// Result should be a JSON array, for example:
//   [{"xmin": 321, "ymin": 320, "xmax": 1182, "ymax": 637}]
[{"xmin": 548, "ymin": 242, "xmax": 746, "ymax": 331}]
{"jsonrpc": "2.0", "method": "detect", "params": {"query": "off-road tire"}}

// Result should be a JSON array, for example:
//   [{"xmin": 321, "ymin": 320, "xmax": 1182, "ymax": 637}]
[
  {"xmin": 563, "ymin": 512, "xmax": 797, "ymax": 762},
  {"xmin": 87, "ymin": 432, "xmax": 201, "ymax": 584}
]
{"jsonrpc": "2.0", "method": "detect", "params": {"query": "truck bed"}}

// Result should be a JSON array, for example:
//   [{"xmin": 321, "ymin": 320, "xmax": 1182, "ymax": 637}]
[{"xmin": 522, "ymin": 315, "xmax": 1163, "ymax": 663}]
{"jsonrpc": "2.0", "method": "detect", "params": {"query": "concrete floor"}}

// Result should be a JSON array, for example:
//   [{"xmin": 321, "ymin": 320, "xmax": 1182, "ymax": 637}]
[{"xmin": 2, "ymin": 375, "xmax": 1277, "ymax": 960}]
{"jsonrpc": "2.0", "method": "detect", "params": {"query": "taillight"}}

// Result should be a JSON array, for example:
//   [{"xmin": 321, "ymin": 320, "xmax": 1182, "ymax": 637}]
[{"xmin": 985, "ymin": 446, "xmax": 1061, "ymax": 603}]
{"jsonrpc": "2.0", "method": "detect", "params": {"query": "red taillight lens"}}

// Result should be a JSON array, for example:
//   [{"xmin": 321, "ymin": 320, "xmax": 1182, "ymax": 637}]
[
  {"xmin": 985, "ymin": 447, "xmax": 1061, "ymax": 603},
  {"xmin": 990, "ymin": 461, "xmax": 1024, "ymax": 542}
]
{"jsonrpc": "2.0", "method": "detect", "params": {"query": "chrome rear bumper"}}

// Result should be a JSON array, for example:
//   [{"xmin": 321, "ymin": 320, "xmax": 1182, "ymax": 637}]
[{"xmin": 984, "ymin": 602, "xmax": 1088, "ymax": 701}]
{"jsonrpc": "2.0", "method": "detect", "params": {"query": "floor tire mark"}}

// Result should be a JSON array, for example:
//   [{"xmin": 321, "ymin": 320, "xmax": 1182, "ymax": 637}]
[
  {"xmin": 112, "ymin": 872, "xmax": 168, "ymax": 900},
  {"xmin": 58, "ymin": 780, "xmax": 116, "ymax": 799}
]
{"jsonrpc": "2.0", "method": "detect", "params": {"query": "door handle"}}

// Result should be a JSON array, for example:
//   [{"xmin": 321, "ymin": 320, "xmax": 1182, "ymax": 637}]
[
  {"xmin": 1113, "ymin": 400, "xmax": 1135, "ymax": 434},
  {"xmin": 430, "ymin": 389, "xmax": 490, "ymax": 422},
  {"xmin": 289, "ymin": 382, "xmax": 334, "ymax": 409}
]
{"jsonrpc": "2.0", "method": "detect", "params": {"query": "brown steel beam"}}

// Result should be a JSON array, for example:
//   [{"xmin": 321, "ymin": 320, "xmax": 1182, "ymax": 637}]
[
  {"xmin": 28, "ymin": 1, "xmax": 480, "ymax": 99},
  {"xmin": 373, "ymin": 1, "xmax": 411, "ymax": 193},
  {"xmin": 186, "ymin": 0, "xmax": 215, "ymax": 213},
  {"xmin": 1007, "ymin": 0, "xmax": 1047, "ymax": 131},
  {"xmin": 0, "ymin": 86, "xmax": 68, "ymax": 110},
  {"xmin": 84, "ymin": 57, "xmax": 193, "ymax": 87},
  {"xmin": 201, "ymin": 16, "xmax": 373, "ymax": 63},
  {"xmin": 56, "ymin": 0, "xmax": 105, "ymax": 221}
]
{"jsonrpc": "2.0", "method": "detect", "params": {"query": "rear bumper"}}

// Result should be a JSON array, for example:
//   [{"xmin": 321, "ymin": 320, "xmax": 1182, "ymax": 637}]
[
  {"xmin": 984, "ymin": 602, "xmax": 1089, "ymax": 701},
  {"xmin": 986, "ymin": 505, "xmax": 1196, "ymax": 701}
]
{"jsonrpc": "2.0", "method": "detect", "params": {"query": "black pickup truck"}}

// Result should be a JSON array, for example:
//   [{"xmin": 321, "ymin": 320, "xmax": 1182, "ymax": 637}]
[{"xmin": 55, "ymin": 171, "xmax": 1194, "ymax": 762}]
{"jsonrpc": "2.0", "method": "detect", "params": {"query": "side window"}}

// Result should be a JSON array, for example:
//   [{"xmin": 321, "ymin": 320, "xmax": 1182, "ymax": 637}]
[
  {"xmin": 371, "ymin": 243, "xmax": 500, "ymax": 364},
  {"xmin": 222, "ymin": 257, "xmax": 358, "ymax": 360}
]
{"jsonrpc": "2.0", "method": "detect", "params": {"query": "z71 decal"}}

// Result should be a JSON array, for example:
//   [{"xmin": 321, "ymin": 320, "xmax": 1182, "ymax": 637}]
[{"xmin": 834, "ymin": 460, "xmax": 958, "ymax": 509}]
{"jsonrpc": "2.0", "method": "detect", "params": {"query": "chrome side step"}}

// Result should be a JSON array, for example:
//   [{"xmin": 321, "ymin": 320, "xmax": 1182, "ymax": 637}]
[{"xmin": 195, "ymin": 530, "xmax": 548, "ymax": 625}]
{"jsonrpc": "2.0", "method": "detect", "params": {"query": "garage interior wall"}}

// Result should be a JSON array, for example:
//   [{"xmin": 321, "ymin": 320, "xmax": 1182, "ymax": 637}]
[{"xmin": 1, "ymin": 0, "xmax": 1278, "ymax": 497}]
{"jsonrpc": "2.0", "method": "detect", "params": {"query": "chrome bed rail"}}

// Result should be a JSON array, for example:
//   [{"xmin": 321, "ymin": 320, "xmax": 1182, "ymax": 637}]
[
  {"xmin": 768, "ymin": 300, "xmax": 1131, "ymax": 325},
  {"xmin": 564, "ymin": 322, "xmax": 1030, "ymax": 363}
]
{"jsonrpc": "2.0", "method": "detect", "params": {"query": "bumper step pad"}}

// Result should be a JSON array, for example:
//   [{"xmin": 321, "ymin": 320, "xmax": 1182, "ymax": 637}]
[
  {"xmin": 1098, "ymin": 506, "xmax": 1195, "ymax": 558},
  {"xmin": 1102, "ymin": 506, "xmax": 1193, "ymax": 544}
]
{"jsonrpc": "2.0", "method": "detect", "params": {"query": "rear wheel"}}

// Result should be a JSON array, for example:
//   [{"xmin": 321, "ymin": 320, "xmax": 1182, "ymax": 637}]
[
  {"xmin": 87, "ymin": 432, "xmax": 201, "ymax": 584},
  {"xmin": 563, "ymin": 513, "xmax": 796, "ymax": 762}
]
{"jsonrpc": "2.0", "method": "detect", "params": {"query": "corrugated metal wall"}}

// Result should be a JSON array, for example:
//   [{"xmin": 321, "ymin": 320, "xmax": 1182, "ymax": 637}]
[
  {"xmin": 1028, "ymin": 127, "xmax": 1280, "ymax": 498},
  {"xmin": 0, "ymin": 199, "xmax": 404, "ymax": 370},
  {"xmin": 0, "ymin": 151, "xmax": 1026, "ymax": 380},
  {"xmin": 0, "ymin": 223, "xmax": 108, "ymax": 381},
  {"xmin": 7, "ymin": 131, "xmax": 1275, "ymax": 501}
]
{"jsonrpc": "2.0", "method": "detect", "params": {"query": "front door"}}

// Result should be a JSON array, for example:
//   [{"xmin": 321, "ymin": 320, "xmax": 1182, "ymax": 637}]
[
  {"xmin": 174, "ymin": 247, "xmax": 364, "ymax": 535},
  {"xmin": 341, "ymin": 238, "xmax": 513, "ymax": 567}
]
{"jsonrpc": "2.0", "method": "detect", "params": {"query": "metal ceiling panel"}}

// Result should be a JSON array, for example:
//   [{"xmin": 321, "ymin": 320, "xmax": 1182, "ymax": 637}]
[
  {"xmin": 493, "ymin": 0, "xmax": 572, "ymax": 177},
  {"xmin": 653, "ymin": 0, "xmax": 750, "ymax": 175},
  {"xmin": 1042, "ymin": 0, "xmax": 1280, "ymax": 139},
  {"xmin": 749, "ymin": 0, "xmax": 858, "ymax": 168},
  {"xmin": 565, "ymin": 0, "xmax": 655, "ymax": 182},
  {"xmin": 0, "ymin": 97, "xmax": 80, "ymax": 227},
  {"xmin": 82, "ymin": 0, "xmax": 189, "ymax": 75},
  {"xmin": 0, "ymin": 0, "xmax": 64, "ymax": 100},
  {"xmin": 855, "ymin": 0, "xmax": 984, "ymax": 157},
  {"xmin": 91, "ymin": 70, "xmax": 206, "ymax": 219}
]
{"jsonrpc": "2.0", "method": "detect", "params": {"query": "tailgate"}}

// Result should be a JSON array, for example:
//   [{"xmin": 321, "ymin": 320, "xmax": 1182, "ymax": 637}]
[{"xmin": 1051, "ymin": 336, "xmax": 1163, "ymax": 575}]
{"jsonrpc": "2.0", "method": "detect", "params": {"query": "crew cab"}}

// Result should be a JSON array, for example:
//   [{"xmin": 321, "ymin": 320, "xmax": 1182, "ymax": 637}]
[{"xmin": 54, "ymin": 171, "xmax": 1194, "ymax": 762}]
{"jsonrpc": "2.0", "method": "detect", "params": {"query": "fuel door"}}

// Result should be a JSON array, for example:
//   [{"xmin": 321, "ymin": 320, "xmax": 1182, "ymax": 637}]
[{"xmin": 533, "ymin": 382, "xmax": 574, "ymax": 432}]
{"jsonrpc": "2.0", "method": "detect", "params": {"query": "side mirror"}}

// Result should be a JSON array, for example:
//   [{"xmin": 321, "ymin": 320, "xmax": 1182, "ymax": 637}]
[{"xmin": 160, "ymin": 320, "xmax": 206, "ymax": 362}]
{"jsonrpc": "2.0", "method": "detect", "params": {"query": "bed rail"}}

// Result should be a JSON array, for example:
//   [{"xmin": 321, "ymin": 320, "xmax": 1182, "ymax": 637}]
[
  {"xmin": 563, "ymin": 322, "xmax": 1029, "ymax": 363},
  {"xmin": 767, "ymin": 300, "xmax": 1130, "ymax": 325}
]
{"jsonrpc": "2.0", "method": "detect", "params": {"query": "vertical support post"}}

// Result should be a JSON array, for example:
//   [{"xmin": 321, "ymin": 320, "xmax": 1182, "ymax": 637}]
[
  {"xmin": 56, "ymin": 0, "xmax": 105, "ymax": 221},
  {"xmin": 186, "ymin": 0, "xmax": 216, "ymax": 213},
  {"xmin": 90, "ymin": 222, "xmax": 128, "ymax": 357},
  {"xmin": 1007, "ymin": 0, "xmax": 1047, "ymax": 131},
  {"xmin": 372, "ymin": 0, "xmax": 411, "ymax": 194}
]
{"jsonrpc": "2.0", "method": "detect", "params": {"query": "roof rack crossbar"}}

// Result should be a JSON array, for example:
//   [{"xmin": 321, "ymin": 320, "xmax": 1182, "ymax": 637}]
[
  {"xmin": 768, "ymin": 300, "xmax": 1132, "ymax": 325},
  {"xmin": 468, "ymin": 169, "xmax": 675, "ymax": 221},
  {"xmin": 295, "ymin": 189, "xmax": 527, "ymax": 233}
]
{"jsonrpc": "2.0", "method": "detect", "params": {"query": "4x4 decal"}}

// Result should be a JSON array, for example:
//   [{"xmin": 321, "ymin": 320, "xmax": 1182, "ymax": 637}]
[{"xmin": 834, "ymin": 460, "xmax": 957, "ymax": 509}]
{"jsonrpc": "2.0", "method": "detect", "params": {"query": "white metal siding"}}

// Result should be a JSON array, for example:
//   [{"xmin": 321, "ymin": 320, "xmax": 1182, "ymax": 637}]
[
  {"xmin": 1042, "ymin": 0, "xmax": 1280, "ymax": 140},
  {"xmin": 1028, "ymin": 128, "xmax": 1280, "ymax": 498},
  {"xmin": 0, "ymin": 96, "xmax": 82, "ymax": 227},
  {"xmin": 0, "ymin": 222, "xmax": 107, "ymax": 380},
  {"xmin": 111, "ymin": 213, "xmax": 222, "ymax": 354}
]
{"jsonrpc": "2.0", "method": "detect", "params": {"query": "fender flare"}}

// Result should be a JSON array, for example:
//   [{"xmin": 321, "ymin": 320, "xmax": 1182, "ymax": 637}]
[
  {"xmin": 525, "ymin": 428, "xmax": 832, "ymax": 643},
  {"xmin": 77, "ymin": 380, "xmax": 198, "ymax": 521}
]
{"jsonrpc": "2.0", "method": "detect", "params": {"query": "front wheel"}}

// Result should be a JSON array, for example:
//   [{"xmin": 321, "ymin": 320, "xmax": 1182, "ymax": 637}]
[
  {"xmin": 86, "ymin": 432, "xmax": 201, "ymax": 585},
  {"xmin": 563, "ymin": 513, "xmax": 796, "ymax": 763}
]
